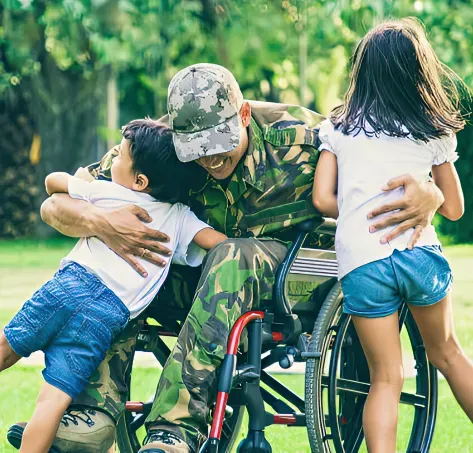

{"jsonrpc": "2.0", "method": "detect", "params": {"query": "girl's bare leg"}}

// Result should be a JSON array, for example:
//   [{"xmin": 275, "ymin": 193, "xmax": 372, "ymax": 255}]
[
  {"xmin": 409, "ymin": 293, "xmax": 473, "ymax": 421},
  {"xmin": 0, "ymin": 331, "xmax": 21, "ymax": 372},
  {"xmin": 352, "ymin": 312, "xmax": 403, "ymax": 453},
  {"xmin": 20, "ymin": 382, "xmax": 72, "ymax": 453}
]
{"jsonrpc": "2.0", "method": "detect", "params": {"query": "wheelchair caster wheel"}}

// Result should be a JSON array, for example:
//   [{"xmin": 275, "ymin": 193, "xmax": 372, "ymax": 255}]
[{"xmin": 236, "ymin": 430, "xmax": 272, "ymax": 453}]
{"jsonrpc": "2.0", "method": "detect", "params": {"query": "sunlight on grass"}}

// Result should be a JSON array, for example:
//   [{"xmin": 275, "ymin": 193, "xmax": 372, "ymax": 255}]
[{"xmin": 0, "ymin": 241, "xmax": 472, "ymax": 451}]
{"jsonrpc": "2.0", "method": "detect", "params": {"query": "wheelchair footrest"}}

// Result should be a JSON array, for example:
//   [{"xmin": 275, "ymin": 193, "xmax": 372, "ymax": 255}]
[{"xmin": 234, "ymin": 364, "xmax": 259, "ymax": 384}]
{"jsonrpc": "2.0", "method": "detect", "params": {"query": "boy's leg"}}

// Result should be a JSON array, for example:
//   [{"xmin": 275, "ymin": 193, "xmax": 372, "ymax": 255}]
[
  {"xmin": 8, "ymin": 265, "xmax": 202, "ymax": 453},
  {"xmin": 20, "ymin": 382, "xmax": 72, "ymax": 453},
  {"xmin": 70, "ymin": 316, "xmax": 144, "ymax": 418},
  {"xmin": 141, "ymin": 239, "xmax": 288, "ymax": 452},
  {"xmin": 36, "ymin": 316, "xmax": 146, "ymax": 453},
  {"xmin": 0, "ymin": 331, "xmax": 21, "ymax": 371},
  {"xmin": 351, "ymin": 313, "xmax": 404, "ymax": 453},
  {"xmin": 408, "ymin": 293, "xmax": 473, "ymax": 421}
]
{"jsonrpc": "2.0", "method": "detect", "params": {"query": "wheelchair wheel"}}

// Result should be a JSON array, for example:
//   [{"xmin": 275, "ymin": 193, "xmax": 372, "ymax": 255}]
[
  {"xmin": 116, "ymin": 329, "xmax": 245, "ymax": 453},
  {"xmin": 305, "ymin": 283, "xmax": 438, "ymax": 453}
]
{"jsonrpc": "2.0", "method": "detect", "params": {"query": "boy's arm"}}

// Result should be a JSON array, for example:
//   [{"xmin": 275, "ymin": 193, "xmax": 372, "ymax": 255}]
[
  {"xmin": 45, "ymin": 172, "xmax": 71, "ymax": 196},
  {"xmin": 312, "ymin": 150, "xmax": 339, "ymax": 219},
  {"xmin": 193, "ymin": 228, "xmax": 228, "ymax": 250},
  {"xmin": 432, "ymin": 162, "xmax": 464, "ymax": 221}
]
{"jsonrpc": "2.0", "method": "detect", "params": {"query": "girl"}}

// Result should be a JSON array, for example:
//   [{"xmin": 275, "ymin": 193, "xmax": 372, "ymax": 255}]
[{"xmin": 313, "ymin": 18, "xmax": 471, "ymax": 452}]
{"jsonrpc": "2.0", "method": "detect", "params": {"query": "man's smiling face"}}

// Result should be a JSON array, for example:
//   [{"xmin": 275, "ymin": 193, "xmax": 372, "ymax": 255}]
[{"xmin": 195, "ymin": 111, "xmax": 250, "ymax": 179}]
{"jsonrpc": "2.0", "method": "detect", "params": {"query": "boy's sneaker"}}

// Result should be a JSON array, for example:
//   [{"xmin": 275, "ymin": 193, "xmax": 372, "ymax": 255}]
[
  {"xmin": 7, "ymin": 408, "xmax": 115, "ymax": 453},
  {"xmin": 138, "ymin": 430, "xmax": 192, "ymax": 453}
]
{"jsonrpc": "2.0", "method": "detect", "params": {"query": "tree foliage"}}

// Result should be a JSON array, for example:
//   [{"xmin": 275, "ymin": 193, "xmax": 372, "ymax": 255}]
[{"xmin": 1, "ymin": 0, "xmax": 473, "ymax": 240}]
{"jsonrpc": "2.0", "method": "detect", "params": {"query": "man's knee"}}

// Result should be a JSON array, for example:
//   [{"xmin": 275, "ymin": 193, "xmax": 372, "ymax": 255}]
[{"xmin": 206, "ymin": 238, "xmax": 256, "ymax": 263}]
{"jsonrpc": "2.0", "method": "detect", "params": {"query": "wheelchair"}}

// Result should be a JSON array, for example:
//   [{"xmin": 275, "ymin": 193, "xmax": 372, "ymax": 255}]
[{"xmin": 116, "ymin": 218, "xmax": 438, "ymax": 453}]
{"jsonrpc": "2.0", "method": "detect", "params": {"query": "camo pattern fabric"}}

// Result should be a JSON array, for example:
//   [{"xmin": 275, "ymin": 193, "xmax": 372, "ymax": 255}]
[
  {"xmin": 168, "ymin": 63, "xmax": 244, "ymax": 163},
  {"xmin": 88, "ymin": 101, "xmax": 325, "ymax": 239},
  {"xmin": 188, "ymin": 101, "xmax": 324, "ymax": 239},
  {"xmin": 145, "ymin": 238, "xmax": 288, "ymax": 451},
  {"xmin": 74, "ymin": 101, "xmax": 326, "ymax": 449}
]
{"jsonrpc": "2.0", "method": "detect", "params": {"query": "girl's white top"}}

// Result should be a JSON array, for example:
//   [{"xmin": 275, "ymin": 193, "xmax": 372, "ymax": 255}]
[
  {"xmin": 318, "ymin": 119, "xmax": 458, "ymax": 280},
  {"xmin": 63, "ymin": 179, "xmax": 210, "ymax": 318}
]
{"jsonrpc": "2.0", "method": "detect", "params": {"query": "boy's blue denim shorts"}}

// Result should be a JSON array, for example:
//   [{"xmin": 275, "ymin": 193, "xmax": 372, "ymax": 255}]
[
  {"xmin": 4, "ymin": 262, "xmax": 129, "ymax": 399},
  {"xmin": 341, "ymin": 245, "xmax": 453, "ymax": 318}
]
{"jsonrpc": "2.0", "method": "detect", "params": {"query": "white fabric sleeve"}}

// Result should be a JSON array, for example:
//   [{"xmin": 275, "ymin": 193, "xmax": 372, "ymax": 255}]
[
  {"xmin": 431, "ymin": 134, "xmax": 458, "ymax": 166},
  {"xmin": 68, "ymin": 176, "xmax": 94, "ymax": 201},
  {"xmin": 172, "ymin": 209, "xmax": 212, "ymax": 267},
  {"xmin": 318, "ymin": 119, "xmax": 337, "ymax": 155}
]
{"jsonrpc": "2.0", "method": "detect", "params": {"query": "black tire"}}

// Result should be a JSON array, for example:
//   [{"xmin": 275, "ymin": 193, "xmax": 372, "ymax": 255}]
[
  {"xmin": 305, "ymin": 283, "xmax": 344, "ymax": 453},
  {"xmin": 305, "ymin": 282, "xmax": 438, "ymax": 453},
  {"xmin": 116, "ymin": 331, "xmax": 245, "ymax": 453}
]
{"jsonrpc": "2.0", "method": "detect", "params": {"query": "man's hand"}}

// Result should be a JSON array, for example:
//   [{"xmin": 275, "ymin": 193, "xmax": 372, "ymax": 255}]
[
  {"xmin": 93, "ymin": 205, "xmax": 171, "ymax": 277},
  {"xmin": 367, "ymin": 174, "xmax": 444, "ymax": 249}
]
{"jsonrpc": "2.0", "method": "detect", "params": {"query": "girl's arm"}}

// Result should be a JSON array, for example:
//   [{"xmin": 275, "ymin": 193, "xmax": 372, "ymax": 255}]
[
  {"xmin": 432, "ymin": 162, "xmax": 464, "ymax": 221},
  {"xmin": 312, "ymin": 150, "xmax": 339, "ymax": 219},
  {"xmin": 193, "ymin": 228, "xmax": 228, "ymax": 250}
]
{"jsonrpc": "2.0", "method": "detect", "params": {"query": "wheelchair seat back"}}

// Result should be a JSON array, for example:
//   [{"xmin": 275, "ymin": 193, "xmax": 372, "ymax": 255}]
[{"xmin": 287, "ymin": 247, "xmax": 338, "ymax": 332}]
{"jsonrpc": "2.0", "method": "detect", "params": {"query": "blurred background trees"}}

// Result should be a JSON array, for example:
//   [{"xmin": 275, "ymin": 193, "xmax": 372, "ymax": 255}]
[{"xmin": 1, "ymin": 0, "xmax": 472, "ymax": 241}]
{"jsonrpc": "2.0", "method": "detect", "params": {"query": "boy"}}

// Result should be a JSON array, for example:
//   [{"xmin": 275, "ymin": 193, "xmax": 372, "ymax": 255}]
[{"xmin": 0, "ymin": 119, "xmax": 226, "ymax": 453}]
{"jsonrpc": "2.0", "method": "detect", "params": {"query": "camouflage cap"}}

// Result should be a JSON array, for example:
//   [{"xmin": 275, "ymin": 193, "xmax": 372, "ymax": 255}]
[{"xmin": 168, "ymin": 63, "xmax": 244, "ymax": 162}]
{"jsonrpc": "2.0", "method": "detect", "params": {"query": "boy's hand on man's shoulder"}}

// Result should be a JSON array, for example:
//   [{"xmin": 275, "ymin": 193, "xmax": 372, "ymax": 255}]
[{"xmin": 74, "ymin": 167, "xmax": 95, "ymax": 182}]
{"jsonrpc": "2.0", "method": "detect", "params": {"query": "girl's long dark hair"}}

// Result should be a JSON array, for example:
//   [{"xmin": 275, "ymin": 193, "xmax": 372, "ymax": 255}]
[{"xmin": 331, "ymin": 17, "xmax": 467, "ymax": 141}]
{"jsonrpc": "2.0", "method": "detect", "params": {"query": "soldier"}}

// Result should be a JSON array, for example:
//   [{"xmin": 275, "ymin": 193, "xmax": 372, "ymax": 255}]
[{"xmin": 9, "ymin": 64, "xmax": 445, "ymax": 453}]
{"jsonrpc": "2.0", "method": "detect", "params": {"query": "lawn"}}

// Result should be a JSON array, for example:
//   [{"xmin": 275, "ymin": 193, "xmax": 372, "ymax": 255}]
[{"xmin": 0, "ymin": 239, "xmax": 472, "ymax": 452}]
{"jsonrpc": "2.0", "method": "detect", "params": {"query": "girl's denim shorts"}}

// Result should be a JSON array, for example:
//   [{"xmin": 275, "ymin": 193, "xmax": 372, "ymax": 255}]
[
  {"xmin": 341, "ymin": 245, "xmax": 453, "ymax": 318},
  {"xmin": 4, "ymin": 262, "xmax": 129, "ymax": 399}
]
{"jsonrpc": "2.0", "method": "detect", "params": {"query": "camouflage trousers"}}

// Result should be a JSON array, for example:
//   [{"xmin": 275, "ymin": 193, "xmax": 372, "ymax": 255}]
[{"xmin": 72, "ymin": 238, "xmax": 288, "ymax": 451}]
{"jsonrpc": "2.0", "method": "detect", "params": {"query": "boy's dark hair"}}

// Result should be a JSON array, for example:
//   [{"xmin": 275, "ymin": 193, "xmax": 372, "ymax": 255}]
[
  {"xmin": 331, "ymin": 17, "xmax": 468, "ymax": 141},
  {"xmin": 121, "ymin": 118, "xmax": 190, "ymax": 203}
]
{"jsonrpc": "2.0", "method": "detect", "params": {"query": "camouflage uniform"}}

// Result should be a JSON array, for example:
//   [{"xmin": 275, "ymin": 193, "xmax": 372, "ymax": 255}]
[{"xmin": 72, "ymin": 67, "xmax": 324, "ymax": 451}]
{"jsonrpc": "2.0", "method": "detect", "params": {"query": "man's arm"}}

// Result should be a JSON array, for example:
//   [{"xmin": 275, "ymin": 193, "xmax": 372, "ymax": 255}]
[
  {"xmin": 367, "ymin": 174, "xmax": 444, "ymax": 248},
  {"xmin": 41, "ymin": 194, "xmax": 172, "ymax": 277}
]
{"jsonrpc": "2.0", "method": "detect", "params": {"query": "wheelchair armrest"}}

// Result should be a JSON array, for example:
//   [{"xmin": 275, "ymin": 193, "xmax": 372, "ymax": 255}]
[
  {"xmin": 273, "ymin": 231, "xmax": 306, "ymax": 317},
  {"xmin": 272, "ymin": 217, "xmax": 336, "ymax": 318},
  {"xmin": 296, "ymin": 218, "xmax": 324, "ymax": 232},
  {"xmin": 314, "ymin": 217, "xmax": 337, "ymax": 235},
  {"xmin": 297, "ymin": 217, "xmax": 336, "ymax": 235}
]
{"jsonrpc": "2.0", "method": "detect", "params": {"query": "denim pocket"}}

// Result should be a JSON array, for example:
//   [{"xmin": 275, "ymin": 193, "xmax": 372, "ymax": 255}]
[
  {"xmin": 67, "ymin": 318, "xmax": 112, "ymax": 379},
  {"xmin": 20, "ymin": 279, "xmax": 68, "ymax": 334}
]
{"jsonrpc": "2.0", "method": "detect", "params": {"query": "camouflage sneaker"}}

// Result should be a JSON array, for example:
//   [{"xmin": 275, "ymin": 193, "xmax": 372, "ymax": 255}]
[
  {"xmin": 7, "ymin": 409, "xmax": 115, "ymax": 453},
  {"xmin": 138, "ymin": 430, "xmax": 191, "ymax": 453}
]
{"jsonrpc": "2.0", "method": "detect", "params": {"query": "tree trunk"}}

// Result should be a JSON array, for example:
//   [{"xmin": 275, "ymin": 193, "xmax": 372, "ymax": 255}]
[
  {"xmin": 26, "ymin": 55, "xmax": 108, "ymax": 238},
  {"xmin": 0, "ymin": 90, "xmax": 38, "ymax": 238}
]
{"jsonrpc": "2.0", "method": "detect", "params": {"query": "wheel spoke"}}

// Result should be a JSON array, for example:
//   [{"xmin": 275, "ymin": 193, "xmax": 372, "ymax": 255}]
[
  {"xmin": 322, "ymin": 375, "xmax": 428, "ymax": 408},
  {"xmin": 341, "ymin": 398, "xmax": 365, "ymax": 452},
  {"xmin": 261, "ymin": 370, "xmax": 305, "ymax": 412}
]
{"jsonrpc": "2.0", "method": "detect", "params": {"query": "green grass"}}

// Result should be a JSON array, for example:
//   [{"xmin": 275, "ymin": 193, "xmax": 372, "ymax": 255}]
[
  {"xmin": 0, "ymin": 240, "xmax": 472, "ymax": 452},
  {"xmin": 1, "ymin": 368, "xmax": 473, "ymax": 453}
]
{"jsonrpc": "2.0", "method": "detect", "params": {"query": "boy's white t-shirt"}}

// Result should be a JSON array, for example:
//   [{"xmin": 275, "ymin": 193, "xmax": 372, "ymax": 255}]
[
  {"xmin": 63, "ymin": 178, "xmax": 211, "ymax": 318},
  {"xmin": 318, "ymin": 119, "xmax": 459, "ymax": 280}
]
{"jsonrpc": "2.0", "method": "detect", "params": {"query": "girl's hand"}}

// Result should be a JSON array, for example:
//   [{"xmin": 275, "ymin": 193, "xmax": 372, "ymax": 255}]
[{"xmin": 367, "ymin": 174, "xmax": 444, "ymax": 248}]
